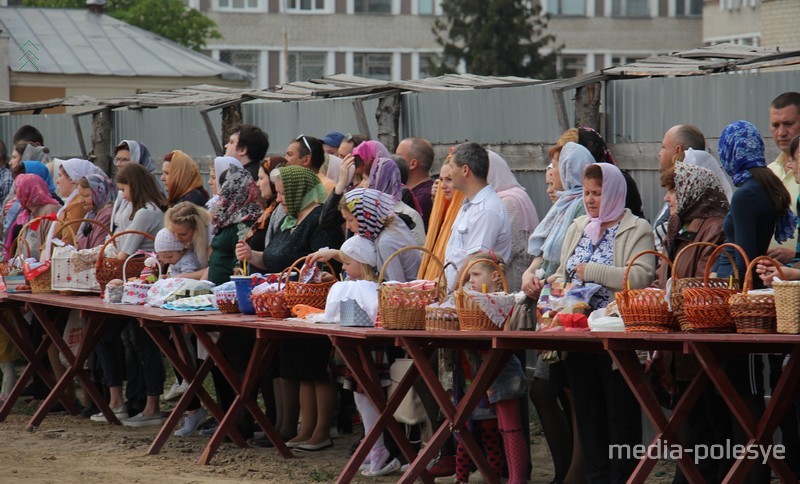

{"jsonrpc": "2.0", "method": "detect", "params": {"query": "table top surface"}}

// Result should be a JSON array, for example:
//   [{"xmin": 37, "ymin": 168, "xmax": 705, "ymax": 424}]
[{"xmin": 6, "ymin": 292, "xmax": 219, "ymax": 321}]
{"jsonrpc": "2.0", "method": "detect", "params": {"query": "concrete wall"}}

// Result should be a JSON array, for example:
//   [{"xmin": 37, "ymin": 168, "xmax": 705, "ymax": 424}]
[
  {"xmin": 760, "ymin": 0, "xmax": 800, "ymax": 50},
  {"xmin": 703, "ymin": 1, "xmax": 761, "ymax": 44}
]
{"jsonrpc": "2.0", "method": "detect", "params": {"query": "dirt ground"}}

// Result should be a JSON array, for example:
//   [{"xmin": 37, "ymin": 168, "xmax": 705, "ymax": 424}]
[{"xmin": 0, "ymin": 400, "xmax": 678, "ymax": 484}]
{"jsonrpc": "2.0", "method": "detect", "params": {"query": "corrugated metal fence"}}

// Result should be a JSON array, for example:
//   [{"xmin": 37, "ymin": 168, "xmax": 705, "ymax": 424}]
[{"xmin": 2, "ymin": 69, "xmax": 799, "ymax": 223}]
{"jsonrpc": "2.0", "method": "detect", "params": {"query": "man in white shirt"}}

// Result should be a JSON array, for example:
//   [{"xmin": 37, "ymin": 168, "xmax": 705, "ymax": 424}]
[
  {"xmin": 444, "ymin": 142, "xmax": 511, "ymax": 290},
  {"xmin": 766, "ymin": 92, "xmax": 800, "ymax": 263}
]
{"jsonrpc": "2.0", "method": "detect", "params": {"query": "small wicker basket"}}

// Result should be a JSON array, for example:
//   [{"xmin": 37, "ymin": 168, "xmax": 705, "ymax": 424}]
[
  {"xmin": 215, "ymin": 290, "xmax": 240, "ymax": 314},
  {"xmin": 682, "ymin": 243, "xmax": 746, "ymax": 333},
  {"xmin": 730, "ymin": 256, "xmax": 782, "ymax": 334},
  {"xmin": 14, "ymin": 217, "xmax": 61, "ymax": 294},
  {"xmin": 95, "ymin": 230, "xmax": 156, "ymax": 294},
  {"xmin": 379, "ymin": 246, "xmax": 445, "ymax": 330},
  {"xmin": 670, "ymin": 241, "xmax": 739, "ymax": 332},
  {"xmin": 250, "ymin": 276, "xmax": 290, "ymax": 318},
  {"xmin": 283, "ymin": 257, "xmax": 336, "ymax": 310},
  {"xmin": 616, "ymin": 250, "xmax": 675, "ymax": 332},
  {"xmin": 455, "ymin": 258, "xmax": 509, "ymax": 331},
  {"xmin": 424, "ymin": 304, "xmax": 460, "ymax": 331},
  {"xmin": 773, "ymin": 280, "xmax": 800, "ymax": 334}
]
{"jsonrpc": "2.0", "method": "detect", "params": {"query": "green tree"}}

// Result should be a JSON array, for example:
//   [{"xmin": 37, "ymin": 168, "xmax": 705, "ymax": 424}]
[
  {"xmin": 432, "ymin": 0, "xmax": 560, "ymax": 79},
  {"xmin": 24, "ymin": 0, "xmax": 221, "ymax": 51}
]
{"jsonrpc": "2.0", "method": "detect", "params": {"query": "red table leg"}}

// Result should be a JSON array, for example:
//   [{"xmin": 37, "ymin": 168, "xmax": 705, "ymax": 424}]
[
  {"xmin": 690, "ymin": 342, "xmax": 797, "ymax": 481},
  {"xmin": 141, "ymin": 322, "xmax": 226, "ymax": 455},
  {"xmin": 333, "ymin": 339, "xmax": 431, "ymax": 484},
  {"xmin": 398, "ymin": 337, "xmax": 509, "ymax": 484},
  {"xmin": 0, "ymin": 305, "xmax": 58, "ymax": 422},
  {"xmin": 607, "ymin": 347, "xmax": 705, "ymax": 483}
]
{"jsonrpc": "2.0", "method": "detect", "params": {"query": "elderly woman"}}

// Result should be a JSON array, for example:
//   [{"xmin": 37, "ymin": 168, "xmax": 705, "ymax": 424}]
[
  {"xmin": 552, "ymin": 163, "xmax": 655, "ymax": 483},
  {"xmin": 75, "ymin": 173, "xmax": 116, "ymax": 250},
  {"xmin": 52, "ymin": 158, "xmax": 104, "ymax": 245},
  {"xmin": 162, "ymin": 150, "xmax": 209, "ymax": 208},
  {"xmin": 236, "ymin": 165, "xmax": 344, "ymax": 450},
  {"xmin": 521, "ymin": 142, "xmax": 595, "ymax": 484}
]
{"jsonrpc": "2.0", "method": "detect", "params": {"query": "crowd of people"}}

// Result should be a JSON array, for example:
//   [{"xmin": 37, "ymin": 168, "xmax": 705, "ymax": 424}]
[{"xmin": 0, "ymin": 90, "xmax": 799, "ymax": 483}]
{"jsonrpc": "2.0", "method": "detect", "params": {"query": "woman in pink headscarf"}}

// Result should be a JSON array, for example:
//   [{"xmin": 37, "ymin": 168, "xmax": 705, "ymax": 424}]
[
  {"xmin": 487, "ymin": 151, "xmax": 539, "ymax": 292},
  {"xmin": 351, "ymin": 140, "xmax": 391, "ymax": 181},
  {"xmin": 550, "ymin": 163, "xmax": 655, "ymax": 483}
]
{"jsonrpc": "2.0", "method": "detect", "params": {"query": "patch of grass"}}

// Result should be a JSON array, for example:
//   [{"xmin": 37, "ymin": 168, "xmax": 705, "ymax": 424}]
[{"xmin": 308, "ymin": 468, "xmax": 337, "ymax": 482}]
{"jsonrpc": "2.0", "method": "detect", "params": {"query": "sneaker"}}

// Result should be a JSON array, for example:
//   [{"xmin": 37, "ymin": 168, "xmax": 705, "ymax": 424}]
[
  {"xmin": 162, "ymin": 381, "xmax": 188, "ymax": 402},
  {"xmin": 122, "ymin": 412, "xmax": 166, "ymax": 428},
  {"xmin": 200, "ymin": 425, "xmax": 218, "ymax": 437},
  {"xmin": 90, "ymin": 406, "xmax": 129, "ymax": 423},
  {"xmin": 174, "ymin": 408, "xmax": 208, "ymax": 437},
  {"xmin": 362, "ymin": 457, "xmax": 401, "ymax": 477}
]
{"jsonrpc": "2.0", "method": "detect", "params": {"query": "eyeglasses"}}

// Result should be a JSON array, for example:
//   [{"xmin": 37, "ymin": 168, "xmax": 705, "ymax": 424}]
[
  {"xmin": 296, "ymin": 134, "xmax": 312, "ymax": 154},
  {"xmin": 114, "ymin": 157, "xmax": 130, "ymax": 165}
]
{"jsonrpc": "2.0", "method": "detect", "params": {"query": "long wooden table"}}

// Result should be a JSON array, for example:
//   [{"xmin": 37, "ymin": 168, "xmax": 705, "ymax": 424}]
[
  {"xmin": 3, "ymin": 293, "xmax": 799, "ymax": 483},
  {"xmin": 3, "ymin": 292, "xmax": 218, "ymax": 431}
]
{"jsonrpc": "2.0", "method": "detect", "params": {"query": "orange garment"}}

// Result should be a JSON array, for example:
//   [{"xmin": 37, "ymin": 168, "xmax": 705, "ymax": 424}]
[
  {"xmin": 167, "ymin": 150, "xmax": 206, "ymax": 206},
  {"xmin": 292, "ymin": 304, "xmax": 324, "ymax": 318},
  {"xmin": 54, "ymin": 195, "xmax": 89, "ymax": 247},
  {"xmin": 318, "ymin": 173, "xmax": 335, "ymax": 196},
  {"xmin": 418, "ymin": 184, "xmax": 465, "ymax": 281}
]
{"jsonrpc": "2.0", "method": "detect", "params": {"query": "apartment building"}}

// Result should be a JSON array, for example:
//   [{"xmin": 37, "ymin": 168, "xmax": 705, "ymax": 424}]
[
  {"xmin": 189, "ymin": 0, "xmax": 703, "ymax": 88},
  {"xmin": 703, "ymin": 0, "xmax": 800, "ymax": 52}
]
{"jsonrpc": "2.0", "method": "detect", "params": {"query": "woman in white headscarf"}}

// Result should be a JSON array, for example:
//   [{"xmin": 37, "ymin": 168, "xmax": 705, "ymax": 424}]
[
  {"xmin": 206, "ymin": 156, "xmax": 243, "ymax": 210},
  {"xmin": 51, "ymin": 158, "xmax": 105, "ymax": 246},
  {"xmin": 487, "ymin": 150, "xmax": 539, "ymax": 292}
]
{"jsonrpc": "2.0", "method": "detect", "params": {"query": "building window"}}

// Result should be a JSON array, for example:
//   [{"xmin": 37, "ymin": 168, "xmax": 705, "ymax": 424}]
[
  {"xmin": 611, "ymin": 0, "xmax": 649, "ymax": 17},
  {"xmin": 287, "ymin": 0, "xmax": 326, "ymax": 11},
  {"xmin": 354, "ymin": 0, "xmax": 392, "ymax": 14},
  {"xmin": 288, "ymin": 52, "xmax": 327, "ymax": 82},
  {"xmin": 354, "ymin": 53, "xmax": 393, "ymax": 80},
  {"xmin": 610, "ymin": 55, "xmax": 646, "ymax": 67},
  {"xmin": 218, "ymin": 0, "xmax": 260, "ymax": 9},
  {"xmin": 546, "ymin": 0, "xmax": 585, "ymax": 16},
  {"xmin": 558, "ymin": 54, "xmax": 586, "ymax": 79},
  {"xmin": 220, "ymin": 50, "xmax": 260, "ymax": 85},
  {"xmin": 418, "ymin": 53, "xmax": 437, "ymax": 79},
  {"xmin": 674, "ymin": 0, "xmax": 702, "ymax": 15},
  {"xmin": 720, "ymin": 0, "xmax": 759, "ymax": 9},
  {"xmin": 418, "ymin": 0, "xmax": 435, "ymax": 15}
]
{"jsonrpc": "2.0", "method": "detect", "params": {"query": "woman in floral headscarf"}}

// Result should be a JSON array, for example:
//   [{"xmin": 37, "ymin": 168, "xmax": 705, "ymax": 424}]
[
  {"xmin": 75, "ymin": 173, "xmax": 116, "ymax": 250},
  {"xmin": 208, "ymin": 165, "xmax": 262, "ymax": 285},
  {"xmin": 8, "ymin": 174, "xmax": 61, "ymax": 259}
]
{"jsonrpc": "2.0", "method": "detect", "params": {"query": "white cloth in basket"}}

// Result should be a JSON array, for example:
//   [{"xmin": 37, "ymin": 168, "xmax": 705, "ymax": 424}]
[
  {"xmin": 463, "ymin": 289, "xmax": 516, "ymax": 328},
  {"xmin": 324, "ymin": 280, "xmax": 379, "ymax": 323}
]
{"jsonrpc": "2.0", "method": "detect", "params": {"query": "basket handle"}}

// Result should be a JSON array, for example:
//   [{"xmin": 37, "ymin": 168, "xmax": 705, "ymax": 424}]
[
  {"xmin": 285, "ymin": 255, "xmax": 338, "ymax": 286},
  {"xmin": 704, "ymin": 243, "xmax": 749, "ymax": 286},
  {"xmin": 742, "ymin": 256, "xmax": 784, "ymax": 294},
  {"xmin": 622, "ymin": 250, "xmax": 671, "ymax": 292},
  {"xmin": 378, "ymin": 245, "xmax": 447, "ymax": 302},
  {"xmin": 95, "ymin": 230, "xmax": 157, "ymax": 274},
  {"xmin": 672, "ymin": 241, "xmax": 738, "ymax": 282},
  {"xmin": 54, "ymin": 217, "xmax": 112, "ymax": 244},
  {"xmin": 122, "ymin": 253, "xmax": 162, "ymax": 281},
  {"xmin": 12, "ymin": 216, "xmax": 55, "ymax": 261},
  {"xmin": 457, "ymin": 256, "xmax": 510, "ymax": 293}
]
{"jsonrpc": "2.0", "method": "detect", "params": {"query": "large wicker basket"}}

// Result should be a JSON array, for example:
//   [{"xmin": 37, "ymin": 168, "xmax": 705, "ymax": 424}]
[
  {"xmin": 455, "ymin": 258, "xmax": 509, "ymax": 331},
  {"xmin": 95, "ymin": 230, "xmax": 155, "ymax": 294},
  {"xmin": 283, "ymin": 257, "xmax": 336, "ymax": 310},
  {"xmin": 616, "ymin": 250, "xmax": 675, "ymax": 332},
  {"xmin": 379, "ymin": 246, "xmax": 445, "ymax": 330},
  {"xmin": 670, "ymin": 241, "xmax": 739, "ymax": 332},
  {"xmin": 682, "ymin": 243, "xmax": 746, "ymax": 333},
  {"xmin": 773, "ymin": 280, "xmax": 800, "ymax": 334},
  {"xmin": 729, "ymin": 256, "xmax": 781, "ymax": 334}
]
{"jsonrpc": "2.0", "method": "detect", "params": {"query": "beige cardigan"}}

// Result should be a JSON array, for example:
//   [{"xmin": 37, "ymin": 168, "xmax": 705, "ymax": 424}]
[{"xmin": 553, "ymin": 209, "xmax": 656, "ymax": 292}]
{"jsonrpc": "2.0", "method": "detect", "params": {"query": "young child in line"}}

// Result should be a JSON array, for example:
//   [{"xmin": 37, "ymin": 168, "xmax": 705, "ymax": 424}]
[
  {"xmin": 455, "ymin": 252, "xmax": 528, "ymax": 484},
  {"xmin": 311, "ymin": 235, "xmax": 399, "ymax": 477},
  {"xmin": 154, "ymin": 227, "xmax": 200, "ymax": 277}
]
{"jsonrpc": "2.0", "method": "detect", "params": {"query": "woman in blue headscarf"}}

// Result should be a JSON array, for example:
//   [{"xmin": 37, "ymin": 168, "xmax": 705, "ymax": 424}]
[{"xmin": 716, "ymin": 120, "xmax": 795, "ymax": 484}]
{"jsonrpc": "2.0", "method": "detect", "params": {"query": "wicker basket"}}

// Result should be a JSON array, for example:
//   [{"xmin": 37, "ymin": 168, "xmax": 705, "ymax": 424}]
[
  {"xmin": 670, "ymin": 241, "xmax": 740, "ymax": 332},
  {"xmin": 682, "ymin": 243, "xmax": 746, "ymax": 333},
  {"xmin": 424, "ymin": 304, "xmax": 460, "ymax": 331},
  {"xmin": 120, "ymin": 255, "xmax": 161, "ymax": 305},
  {"xmin": 51, "ymin": 218, "xmax": 112, "ymax": 294},
  {"xmin": 729, "ymin": 256, "xmax": 782, "ymax": 334},
  {"xmin": 250, "ymin": 275, "xmax": 290, "ymax": 318},
  {"xmin": 773, "ymin": 280, "xmax": 800, "ymax": 334},
  {"xmin": 95, "ymin": 230, "xmax": 156, "ymax": 294},
  {"xmin": 283, "ymin": 257, "xmax": 336, "ymax": 310},
  {"xmin": 379, "ymin": 246, "xmax": 445, "ymax": 330},
  {"xmin": 455, "ymin": 258, "xmax": 510, "ymax": 331},
  {"xmin": 14, "ymin": 217, "xmax": 57, "ymax": 294},
  {"xmin": 215, "ymin": 290, "xmax": 240, "ymax": 314},
  {"xmin": 616, "ymin": 250, "xmax": 675, "ymax": 332}
]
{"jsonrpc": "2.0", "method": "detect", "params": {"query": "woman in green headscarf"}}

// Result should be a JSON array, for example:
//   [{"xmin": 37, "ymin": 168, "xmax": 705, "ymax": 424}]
[{"xmin": 235, "ymin": 165, "xmax": 344, "ymax": 449}]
